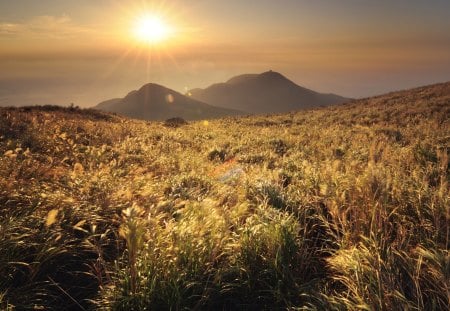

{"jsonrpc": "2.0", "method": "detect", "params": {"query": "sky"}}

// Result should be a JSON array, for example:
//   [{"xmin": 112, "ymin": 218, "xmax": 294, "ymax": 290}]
[{"xmin": 1, "ymin": 0, "xmax": 449, "ymax": 107}]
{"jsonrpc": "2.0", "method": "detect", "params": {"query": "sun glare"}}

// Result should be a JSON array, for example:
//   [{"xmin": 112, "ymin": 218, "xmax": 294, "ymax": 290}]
[{"xmin": 133, "ymin": 14, "xmax": 171, "ymax": 44}]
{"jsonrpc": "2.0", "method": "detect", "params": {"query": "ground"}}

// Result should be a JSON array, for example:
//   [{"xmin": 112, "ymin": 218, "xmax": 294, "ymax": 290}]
[{"xmin": 0, "ymin": 83, "xmax": 449, "ymax": 310}]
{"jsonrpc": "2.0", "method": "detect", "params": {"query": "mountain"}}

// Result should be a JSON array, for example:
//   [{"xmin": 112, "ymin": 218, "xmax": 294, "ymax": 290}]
[
  {"xmin": 189, "ymin": 71, "xmax": 351, "ymax": 114},
  {"xmin": 95, "ymin": 83, "xmax": 242, "ymax": 121},
  {"xmin": 96, "ymin": 98, "xmax": 121, "ymax": 110}
]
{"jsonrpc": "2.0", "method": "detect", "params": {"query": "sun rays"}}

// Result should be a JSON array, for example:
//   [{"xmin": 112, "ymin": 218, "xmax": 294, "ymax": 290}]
[{"xmin": 132, "ymin": 14, "xmax": 172, "ymax": 44}]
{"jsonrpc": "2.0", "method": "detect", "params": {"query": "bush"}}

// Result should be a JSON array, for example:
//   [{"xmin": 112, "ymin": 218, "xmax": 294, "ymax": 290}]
[{"xmin": 164, "ymin": 117, "xmax": 188, "ymax": 128}]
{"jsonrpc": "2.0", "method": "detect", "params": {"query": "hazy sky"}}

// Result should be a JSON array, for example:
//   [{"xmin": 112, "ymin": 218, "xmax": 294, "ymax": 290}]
[{"xmin": 1, "ymin": 0, "xmax": 449, "ymax": 106}]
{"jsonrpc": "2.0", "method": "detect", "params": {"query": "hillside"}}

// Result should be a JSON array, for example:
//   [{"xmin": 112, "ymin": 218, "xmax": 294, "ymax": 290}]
[
  {"xmin": 0, "ymin": 83, "xmax": 449, "ymax": 310},
  {"xmin": 189, "ymin": 71, "xmax": 350, "ymax": 114},
  {"xmin": 96, "ymin": 83, "xmax": 242, "ymax": 121}
]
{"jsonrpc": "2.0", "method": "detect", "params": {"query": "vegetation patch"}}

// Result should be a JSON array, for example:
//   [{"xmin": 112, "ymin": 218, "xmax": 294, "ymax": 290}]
[
  {"xmin": 163, "ymin": 117, "xmax": 188, "ymax": 128},
  {"xmin": 0, "ymin": 83, "xmax": 449, "ymax": 310}
]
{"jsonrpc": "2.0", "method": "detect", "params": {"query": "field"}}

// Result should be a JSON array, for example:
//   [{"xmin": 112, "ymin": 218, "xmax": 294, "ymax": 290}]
[{"xmin": 0, "ymin": 83, "xmax": 449, "ymax": 310}]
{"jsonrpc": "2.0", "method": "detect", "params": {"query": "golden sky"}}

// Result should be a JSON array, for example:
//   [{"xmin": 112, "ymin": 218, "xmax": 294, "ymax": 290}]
[{"xmin": 1, "ymin": 0, "xmax": 449, "ymax": 106}]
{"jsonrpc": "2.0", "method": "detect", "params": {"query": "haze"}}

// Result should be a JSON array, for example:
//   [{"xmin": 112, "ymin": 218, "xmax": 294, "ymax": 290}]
[{"xmin": 1, "ymin": 0, "xmax": 449, "ymax": 107}]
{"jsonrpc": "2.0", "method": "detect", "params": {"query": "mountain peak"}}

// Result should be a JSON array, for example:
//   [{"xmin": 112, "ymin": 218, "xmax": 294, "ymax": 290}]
[
  {"xmin": 189, "ymin": 71, "xmax": 351, "ymax": 114},
  {"xmin": 123, "ymin": 83, "xmax": 170, "ymax": 98},
  {"xmin": 225, "ymin": 71, "xmax": 286, "ymax": 85},
  {"xmin": 138, "ymin": 83, "xmax": 169, "ymax": 92},
  {"xmin": 259, "ymin": 70, "xmax": 286, "ymax": 80},
  {"xmin": 95, "ymin": 83, "xmax": 242, "ymax": 121}
]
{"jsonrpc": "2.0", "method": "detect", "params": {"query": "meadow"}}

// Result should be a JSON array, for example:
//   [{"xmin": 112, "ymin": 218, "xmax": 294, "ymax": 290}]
[{"xmin": 0, "ymin": 83, "xmax": 448, "ymax": 310}]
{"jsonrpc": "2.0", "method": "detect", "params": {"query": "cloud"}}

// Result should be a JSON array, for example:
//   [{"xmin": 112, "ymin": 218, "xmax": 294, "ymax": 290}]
[
  {"xmin": 0, "ymin": 23, "xmax": 21, "ymax": 36},
  {"xmin": 0, "ymin": 14, "xmax": 89, "ymax": 39}
]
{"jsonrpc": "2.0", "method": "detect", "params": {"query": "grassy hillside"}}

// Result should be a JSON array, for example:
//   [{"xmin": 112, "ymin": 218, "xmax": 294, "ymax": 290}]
[{"xmin": 0, "ymin": 83, "xmax": 449, "ymax": 310}]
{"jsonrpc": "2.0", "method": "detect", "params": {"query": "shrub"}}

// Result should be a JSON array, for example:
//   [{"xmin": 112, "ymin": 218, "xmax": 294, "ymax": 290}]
[{"xmin": 164, "ymin": 117, "xmax": 188, "ymax": 128}]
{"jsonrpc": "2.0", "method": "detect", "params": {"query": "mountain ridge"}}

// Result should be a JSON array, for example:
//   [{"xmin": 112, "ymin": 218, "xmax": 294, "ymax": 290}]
[
  {"xmin": 95, "ymin": 83, "xmax": 243, "ymax": 121},
  {"xmin": 189, "ymin": 70, "xmax": 350, "ymax": 114}
]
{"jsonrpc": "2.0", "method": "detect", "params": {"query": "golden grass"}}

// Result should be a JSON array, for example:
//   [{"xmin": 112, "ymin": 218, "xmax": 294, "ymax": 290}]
[{"xmin": 0, "ymin": 83, "xmax": 449, "ymax": 309}]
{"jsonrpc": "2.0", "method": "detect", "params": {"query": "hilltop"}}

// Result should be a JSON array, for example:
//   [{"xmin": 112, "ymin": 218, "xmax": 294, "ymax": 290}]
[
  {"xmin": 96, "ymin": 83, "xmax": 242, "ymax": 121},
  {"xmin": 0, "ymin": 82, "xmax": 448, "ymax": 310},
  {"xmin": 95, "ymin": 71, "xmax": 350, "ymax": 121},
  {"xmin": 189, "ymin": 70, "xmax": 350, "ymax": 113}
]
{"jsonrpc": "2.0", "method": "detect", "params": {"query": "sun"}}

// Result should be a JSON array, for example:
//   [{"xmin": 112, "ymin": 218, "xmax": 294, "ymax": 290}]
[{"xmin": 133, "ymin": 14, "xmax": 172, "ymax": 44}]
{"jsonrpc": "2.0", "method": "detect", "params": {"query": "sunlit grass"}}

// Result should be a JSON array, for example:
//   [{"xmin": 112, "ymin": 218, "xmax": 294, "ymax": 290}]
[{"xmin": 0, "ymin": 83, "xmax": 449, "ymax": 309}]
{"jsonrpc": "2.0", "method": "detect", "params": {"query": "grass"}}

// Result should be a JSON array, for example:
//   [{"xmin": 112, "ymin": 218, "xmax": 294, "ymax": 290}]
[{"xmin": 0, "ymin": 82, "xmax": 449, "ymax": 310}]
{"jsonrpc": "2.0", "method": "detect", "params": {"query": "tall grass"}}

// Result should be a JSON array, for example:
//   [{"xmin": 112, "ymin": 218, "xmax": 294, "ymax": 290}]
[{"xmin": 0, "ymin": 83, "xmax": 449, "ymax": 309}]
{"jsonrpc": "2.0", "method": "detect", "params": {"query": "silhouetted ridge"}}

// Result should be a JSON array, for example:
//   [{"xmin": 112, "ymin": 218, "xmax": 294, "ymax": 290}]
[
  {"xmin": 190, "ymin": 71, "xmax": 351, "ymax": 114},
  {"xmin": 138, "ymin": 83, "xmax": 168, "ymax": 92},
  {"xmin": 259, "ymin": 70, "xmax": 287, "ymax": 80},
  {"xmin": 95, "ymin": 83, "xmax": 242, "ymax": 121},
  {"xmin": 226, "ymin": 74, "xmax": 259, "ymax": 84}
]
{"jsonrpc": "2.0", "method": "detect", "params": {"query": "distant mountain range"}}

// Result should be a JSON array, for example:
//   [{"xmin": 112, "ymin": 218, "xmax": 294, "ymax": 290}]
[
  {"xmin": 189, "ymin": 71, "xmax": 350, "ymax": 114},
  {"xmin": 95, "ymin": 83, "xmax": 242, "ymax": 121},
  {"xmin": 95, "ymin": 71, "xmax": 350, "ymax": 120}
]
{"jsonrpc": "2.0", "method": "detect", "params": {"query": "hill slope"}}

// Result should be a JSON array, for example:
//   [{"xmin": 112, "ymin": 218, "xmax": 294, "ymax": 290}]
[
  {"xmin": 0, "ymin": 82, "xmax": 448, "ymax": 310},
  {"xmin": 96, "ymin": 83, "xmax": 242, "ymax": 120},
  {"xmin": 189, "ymin": 70, "xmax": 350, "ymax": 113}
]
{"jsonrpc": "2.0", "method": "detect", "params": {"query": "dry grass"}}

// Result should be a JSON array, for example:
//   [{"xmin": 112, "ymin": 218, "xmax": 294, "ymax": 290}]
[{"xmin": 0, "ymin": 83, "xmax": 449, "ymax": 310}]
